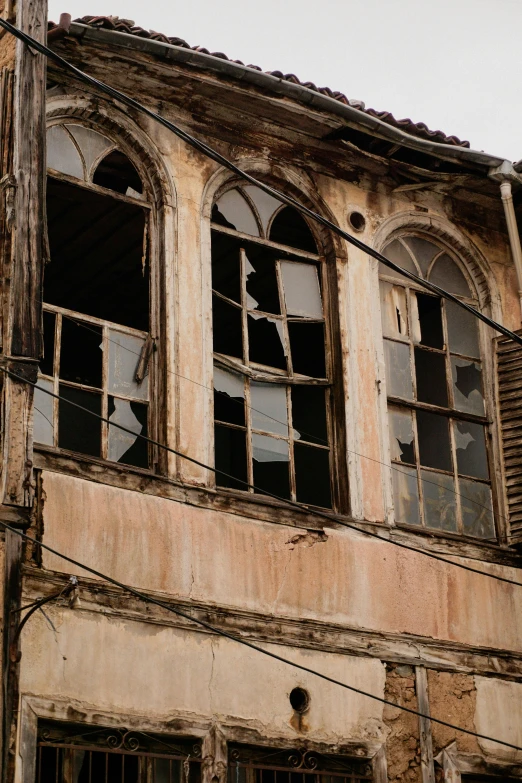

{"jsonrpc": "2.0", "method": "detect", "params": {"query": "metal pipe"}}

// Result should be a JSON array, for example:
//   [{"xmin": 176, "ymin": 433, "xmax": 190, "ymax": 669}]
[
  {"xmin": 499, "ymin": 179, "xmax": 522, "ymax": 320},
  {"xmin": 47, "ymin": 12, "xmax": 71, "ymax": 43}
]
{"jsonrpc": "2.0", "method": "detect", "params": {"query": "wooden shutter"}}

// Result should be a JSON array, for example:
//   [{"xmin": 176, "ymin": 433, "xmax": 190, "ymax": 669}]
[{"xmin": 497, "ymin": 331, "xmax": 522, "ymax": 545}]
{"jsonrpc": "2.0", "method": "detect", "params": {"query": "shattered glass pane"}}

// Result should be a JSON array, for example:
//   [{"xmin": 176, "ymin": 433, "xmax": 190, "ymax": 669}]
[
  {"xmin": 214, "ymin": 424, "xmax": 248, "ymax": 490},
  {"xmin": 392, "ymin": 464, "xmax": 420, "ymax": 526},
  {"xmin": 58, "ymin": 384, "xmax": 101, "ymax": 457},
  {"xmin": 429, "ymin": 255, "xmax": 472, "ymax": 297},
  {"xmin": 46, "ymin": 125, "xmax": 84, "ymax": 179},
  {"xmin": 213, "ymin": 366, "xmax": 245, "ymax": 426},
  {"xmin": 41, "ymin": 310, "xmax": 56, "ymax": 376},
  {"xmin": 66, "ymin": 124, "xmax": 113, "ymax": 178},
  {"xmin": 243, "ymin": 185, "xmax": 282, "ymax": 236},
  {"xmin": 384, "ymin": 339, "xmax": 413, "ymax": 400},
  {"xmin": 269, "ymin": 207, "xmax": 317, "ymax": 253},
  {"xmin": 414, "ymin": 348, "xmax": 448, "ymax": 407},
  {"xmin": 403, "ymin": 237, "xmax": 440, "ymax": 277},
  {"xmin": 92, "ymin": 150, "xmax": 143, "ymax": 195},
  {"xmin": 454, "ymin": 421, "xmax": 489, "ymax": 480},
  {"xmin": 460, "ymin": 478, "xmax": 495, "ymax": 539},
  {"xmin": 245, "ymin": 251, "xmax": 280, "ymax": 314},
  {"xmin": 291, "ymin": 385, "xmax": 328, "ymax": 445},
  {"xmin": 380, "ymin": 281, "xmax": 408, "ymax": 339},
  {"xmin": 417, "ymin": 410, "xmax": 452, "ymax": 471},
  {"xmin": 108, "ymin": 330, "xmax": 148, "ymax": 400},
  {"xmin": 250, "ymin": 382, "xmax": 288, "ymax": 435},
  {"xmin": 421, "ymin": 469, "xmax": 457, "ymax": 532},
  {"xmin": 388, "ymin": 407, "xmax": 415, "ymax": 465},
  {"xmin": 34, "ymin": 378, "xmax": 54, "ymax": 446},
  {"xmin": 248, "ymin": 314, "xmax": 286, "ymax": 370},
  {"xmin": 380, "ymin": 239, "xmax": 418, "ymax": 282},
  {"xmin": 211, "ymin": 232, "xmax": 241, "ymax": 303},
  {"xmin": 59, "ymin": 318, "xmax": 103, "ymax": 388},
  {"xmin": 295, "ymin": 444, "xmax": 332, "ymax": 508},
  {"xmin": 252, "ymin": 433, "xmax": 290, "ymax": 499},
  {"xmin": 415, "ymin": 293, "xmax": 444, "ymax": 349},
  {"xmin": 445, "ymin": 300, "xmax": 480, "ymax": 358},
  {"xmin": 213, "ymin": 189, "xmax": 260, "ymax": 236},
  {"xmin": 280, "ymin": 261, "xmax": 323, "ymax": 318},
  {"xmin": 288, "ymin": 321, "xmax": 326, "ymax": 377},
  {"xmin": 108, "ymin": 397, "xmax": 148, "ymax": 467},
  {"xmin": 451, "ymin": 358, "xmax": 484, "ymax": 415},
  {"xmin": 213, "ymin": 295, "xmax": 243, "ymax": 360}
]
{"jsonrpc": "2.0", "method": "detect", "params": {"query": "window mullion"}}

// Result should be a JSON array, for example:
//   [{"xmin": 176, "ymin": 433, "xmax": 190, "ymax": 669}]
[
  {"xmin": 448, "ymin": 416, "xmax": 463, "ymax": 534},
  {"xmin": 53, "ymin": 313, "xmax": 62, "ymax": 447},
  {"xmin": 101, "ymin": 325, "xmax": 109, "ymax": 460},
  {"xmin": 286, "ymin": 384, "xmax": 296, "ymax": 501}
]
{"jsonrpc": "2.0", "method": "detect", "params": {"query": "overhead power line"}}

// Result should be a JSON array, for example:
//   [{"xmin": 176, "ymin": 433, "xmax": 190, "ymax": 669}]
[{"xmin": 1, "ymin": 517, "xmax": 521, "ymax": 753}]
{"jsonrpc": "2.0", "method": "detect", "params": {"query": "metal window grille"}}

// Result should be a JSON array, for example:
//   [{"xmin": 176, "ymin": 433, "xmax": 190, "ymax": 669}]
[{"xmin": 227, "ymin": 746, "xmax": 372, "ymax": 783}]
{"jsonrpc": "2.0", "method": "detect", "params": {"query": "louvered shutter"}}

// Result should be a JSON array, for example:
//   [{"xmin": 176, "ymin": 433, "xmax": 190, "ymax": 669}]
[{"xmin": 497, "ymin": 332, "xmax": 522, "ymax": 545}]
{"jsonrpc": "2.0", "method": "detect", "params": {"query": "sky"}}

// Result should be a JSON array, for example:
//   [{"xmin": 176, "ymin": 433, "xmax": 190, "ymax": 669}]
[{"xmin": 48, "ymin": 0, "xmax": 522, "ymax": 161}]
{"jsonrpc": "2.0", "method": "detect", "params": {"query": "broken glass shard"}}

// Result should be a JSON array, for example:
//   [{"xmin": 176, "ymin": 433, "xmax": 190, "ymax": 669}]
[
  {"xmin": 108, "ymin": 397, "xmax": 147, "ymax": 466},
  {"xmin": 34, "ymin": 378, "xmax": 54, "ymax": 446},
  {"xmin": 248, "ymin": 314, "xmax": 286, "ymax": 370},
  {"xmin": 243, "ymin": 185, "xmax": 282, "ymax": 235},
  {"xmin": 213, "ymin": 189, "xmax": 260, "ymax": 236},
  {"xmin": 214, "ymin": 424, "xmax": 248, "ymax": 491},
  {"xmin": 291, "ymin": 385, "xmax": 328, "ymax": 445},
  {"xmin": 380, "ymin": 239, "xmax": 418, "ymax": 282},
  {"xmin": 211, "ymin": 232, "xmax": 241, "ymax": 303},
  {"xmin": 252, "ymin": 433, "xmax": 290, "ymax": 499},
  {"xmin": 460, "ymin": 478, "xmax": 495, "ymax": 539},
  {"xmin": 454, "ymin": 421, "xmax": 489, "ymax": 480},
  {"xmin": 46, "ymin": 125, "xmax": 84, "ymax": 179},
  {"xmin": 213, "ymin": 366, "xmax": 245, "ymax": 426},
  {"xmin": 451, "ymin": 358, "xmax": 484, "ymax": 415},
  {"xmin": 429, "ymin": 255, "xmax": 472, "ymax": 297},
  {"xmin": 269, "ymin": 207, "xmax": 317, "ymax": 253},
  {"xmin": 288, "ymin": 321, "xmax": 326, "ymax": 377},
  {"xmin": 414, "ymin": 348, "xmax": 448, "ymax": 407},
  {"xmin": 384, "ymin": 339, "xmax": 413, "ymax": 400},
  {"xmin": 415, "ymin": 293, "xmax": 444, "ymax": 349},
  {"xmin": 388, "ymin": 407, "xmax": 415, "ymax": 464},
  {"xmin": 66, "ymin": 124, "xmax": 113, "ymax": 178},
  {"xmin": 41, "ymin": 310, "xmax": 56, "ymax": 376},
  {"xmin": 245, "ymin": 250, "xmax": 280, "ymax": 313},
  {"xmin": 58, "ymin": 384, "xmax": 101, "ymax": 457},
  {"xmin": 280, "ymin": 261, "xmax": 323, "ymax": 318},
  {"xmin": 250, "ymin": 382, "xmax": 288, "ymax": 435},
  {"xmin": 392, "ymin": 465, "xmax": 420, "ymax": 526},
  {"xmin": 380, "ymin": 281, "xmax": 408, "ymax": 339},
  {"xmin": 108, "ymin": 330, "xmax": 148, "ymax": 400},
  {"xmin": 445, "ymin": 300, "xmax": 480, "ymax": 358},
  {"xmin": 403, "ymin": 237, "xmax": 440, "ymax": 277},
  {"xmin": 421, "ymin": 469, "xmax": 457, "ymax": 532},
  {"xmin": 213, "ymin": 295, "xmax": 243, "ymax": 360},
  {"xmin": 294, "ymin": 444, "xmax": 332, "ymax": 508},
  {"xmin": 417, "ymin": 410, "xmax": 452, "ymax": 471},
  {"xmin": 59, "ymin": 317, "xmax": 103, "ymax": 388}
]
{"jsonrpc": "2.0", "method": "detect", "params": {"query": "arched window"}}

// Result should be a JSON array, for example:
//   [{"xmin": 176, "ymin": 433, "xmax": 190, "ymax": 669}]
[
  {"xmin": 379, "ymin": 235, "xmax": 494, "ymax": 539},
  {"xmin": 211, "ymin": 184, "xmax": 334, "ymax": 508},
  {"xmin": 34, "ymin": 123, "xmax": 152, "ymax": 468}
]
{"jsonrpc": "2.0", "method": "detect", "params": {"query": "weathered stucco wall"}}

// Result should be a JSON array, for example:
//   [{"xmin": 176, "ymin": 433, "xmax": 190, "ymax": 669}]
[{"xmin": 474, "ymin": 676, "xmax": 522, "ymax": 763}]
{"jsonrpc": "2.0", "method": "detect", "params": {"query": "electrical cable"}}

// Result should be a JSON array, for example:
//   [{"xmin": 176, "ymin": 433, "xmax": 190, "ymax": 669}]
[
  {"xmin": 0, "ymin": 17, "xmax": 521, "ymax": 350},
  {"xmin": 9, "ymin": 366, "xmax": 522, "ymax": 588},
  {"xmin": 1, "ymin": 518, "xmax": 521, "ymax": 753}
]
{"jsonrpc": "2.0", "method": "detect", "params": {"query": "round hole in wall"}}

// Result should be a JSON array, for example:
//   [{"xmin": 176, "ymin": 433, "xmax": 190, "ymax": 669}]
[
  {"xmin": 349, "ymin": 211, "xmax": 366, "ymax": 232},
  {"xmin": 289, "ymin": 687, "xmax": 310, "ymax": 713}
]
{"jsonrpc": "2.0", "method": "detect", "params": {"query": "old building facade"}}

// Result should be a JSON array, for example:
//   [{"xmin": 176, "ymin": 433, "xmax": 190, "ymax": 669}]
[{"xmin": 1, "ymin": 3, "xmax": 522, "ymax": 783}]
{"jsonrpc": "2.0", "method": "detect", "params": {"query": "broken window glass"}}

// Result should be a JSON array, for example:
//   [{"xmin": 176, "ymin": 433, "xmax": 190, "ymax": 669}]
[
  {"xmin": 252, "ymin": 433, "xmax": 290, "ymax": 499},
  {"xmin": 213, "ymin": 366, "xmax": 245, "ymax": 426},
  {"xmin": 211, "ymin": 232, "xmax": 242, "ymax": 304},
  {"xmin": 460, "ymin": 478, "xmax": 495, "ymax": 539},
  {"xmin": 92, "ymin": 150, "xmax": 143, "ymax": 195},
  {"xmin": 451, "ymin": 358, "xmax": 484, "ymax": 415},
  {"xmin": 58, "ymin": 385, "xmax": 102, "ymax": 457},
  {"xmin": 213, "ymin": 190, "xmax": 260, "ymax": 236},
  {"xmin": 294, "ymin": 444, "xmax": 332, "ymax": 507},
  {"xmin": 380, "ymin": 240, "xmax": 418, "ymax": 283},
  {"xmin": 245, "ymin": 250, "xmax": 280, "ymax": 314},
  {"xmin": 380, "ymin": 281, "xmax": 408, "ymax": 340},
  {"xmin": 429, "ymin": 255, "xmax": 472, "ymax": 297},
  {"xmin": 46, "ymin": 125, "xmax": 84, "ymax": 179},
  {"xmin": 403, "ymin": 237, "xmax": 440, "ymax": 277},
  {"xmin": 107, "ymin": 397, "xmax": 148, "ymax": 467},
  {"xmin": 415, "ymin": 293, "xmax": 444, "ymax": 349},
  {"xmin": 291, "ymin": 385, "xmax": 328, "ymax": 445},
  {"xmin": 417, "ymin": 410, "xmax": 452, "ymax": 471},
  {"xmin": 454, "ymin": 421, "xmax": 489, "ymax": 480},
  {"xmin": 34, "ymin": 378, "xmax": 54, "ymax": 446},
  {"xmin": 213, "ymin": 295, "xmax": 243, "ymax": 360},
  {"xmin": 414, "ymin": 348, "xmax": 448, "ymax": 407},
  {"xmin": 445, "ymin": 300, "xmax": 480, "ymax": 358},
  {"xmin": 215, "ymin": 424, "xmax": 248, "ymax": 490},
  {"xmin": 243, "ymin": 185, "xmax": 282, "ymax": 235},
  {"xmin": 66, "ymin": 124, "xmax": 113, "ymax": 179},
  {"xmin": 388, "ymin": 407, "xmax": 415, "ymax": 464},
  {"xmin": 250, "ymin": 382, "xmax": 288, "ymax": 435},
  {"xmin": 41, "ymin": 310, "xmax": 56, "ymax": 376},
  {"xmin": 59, "ymin": 318, "xmax": 103, "ymax": 388},
  {"xmin": 269, "ymin": 207, "xmax": 317, "ymax": 253},
  {"xmin": 280, "ymin": 261, "xmax": 323, "ymax": 318},
  {"xmin": 384, "ymin": 339, "xmax": 413, "ymax": 399},
  {"xmin": 108, "ymin": 330, "xmax": 148, "ymax": 400},
  {"xmin": 391, "ymin": 465, "xmax": 420, "ymax": 526},
  {"xmin": 421, "ymin": 469, "xmax": 457, "ymax": 532},
  {"xmin": 288, "ymin": 321, "xmax": 326, "ymax": 377},
  {"xmin": 248, "ymin": 314, "xmax": 286, "ymax": 370}
]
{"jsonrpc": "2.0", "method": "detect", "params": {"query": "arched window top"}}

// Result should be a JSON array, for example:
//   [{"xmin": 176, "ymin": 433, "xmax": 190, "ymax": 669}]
[
  {"xmin": 380, "ymin": 235, "xmax": 474, "ymax": 299},
  {"xmin": 46, "ymin": 123, "xmax": 144, "ymax": 198},
  {"xmin": 213, "ymin": 185, "xmax": 317, "ymax": 253}
]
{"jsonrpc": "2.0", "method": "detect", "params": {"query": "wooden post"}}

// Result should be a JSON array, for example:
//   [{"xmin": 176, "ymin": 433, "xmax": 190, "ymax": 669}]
[{"xmin": 415, "ymin": 665, "xmax": 435, "ymax": 783}]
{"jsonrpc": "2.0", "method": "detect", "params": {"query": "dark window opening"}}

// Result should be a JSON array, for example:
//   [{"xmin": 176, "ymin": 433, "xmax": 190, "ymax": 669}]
[
  {"xmin": 417, "ymin": 409, "xmax": 452, "ymax": 472},
  {"xmin": 269, "ymin": 207, "xmax": 317, "ymax": 253},
  {"xmin": 416, "ymin": 293, "xmax": 444, "ymax": 349},
  {"xmin": 92, "ymin": 149, "xmax": 143, "ymax": 195},
  {"xmin": 414, "ymin": 347, "xmax": 448, "ymax": 407}
]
